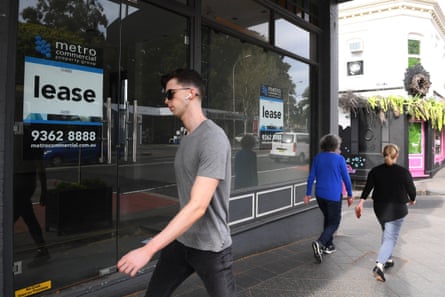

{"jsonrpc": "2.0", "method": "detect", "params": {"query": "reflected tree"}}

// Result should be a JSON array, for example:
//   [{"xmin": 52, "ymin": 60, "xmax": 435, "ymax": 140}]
[
  {"xmin": 21, "ymin": 0, "xmax": 108, "ymax": 38},
  {"xmin": 235, "ymin": 52, "xmax": 293, "ymax": 133},
  {"xmin": 294, "ymin": 86, "xmax": 310, "ymax": 130},
  {"xmin": 17, "ymin": 0, "xmax": 109, "ymax": 81}
]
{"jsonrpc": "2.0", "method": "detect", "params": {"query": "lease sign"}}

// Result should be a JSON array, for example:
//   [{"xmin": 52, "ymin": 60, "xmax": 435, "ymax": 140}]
[
  {"xmin": 22, "ymin": 56, "xmax": 103, "ymax": 159},
  {"xmin": 258, "ymin": 85, "xmax": 283, "ymax": 145},
  {"xmin": 23, "ymin": 56, "xmax": 103, "ymax": 119}
]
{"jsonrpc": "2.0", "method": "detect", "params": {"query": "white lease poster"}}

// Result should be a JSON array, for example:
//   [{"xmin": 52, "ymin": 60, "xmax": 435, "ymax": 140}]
[{"xmin": 23, "ymin": 56, "xmax": 103, "ymax": 121}]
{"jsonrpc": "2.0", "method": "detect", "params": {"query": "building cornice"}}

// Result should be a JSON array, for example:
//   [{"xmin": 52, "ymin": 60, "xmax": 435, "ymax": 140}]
[{"xmin": 339, "ymin": 0, "xmax": 445, "ymax": 38}]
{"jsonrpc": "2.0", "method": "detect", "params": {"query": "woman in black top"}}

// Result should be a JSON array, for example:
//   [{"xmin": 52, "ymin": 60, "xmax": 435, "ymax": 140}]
[{"xmin": 356, "ymin": 144, "xmax": 416, "ymax": 282}]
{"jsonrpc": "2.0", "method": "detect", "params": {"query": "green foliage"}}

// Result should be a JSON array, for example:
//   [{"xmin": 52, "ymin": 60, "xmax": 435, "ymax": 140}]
[
  {"xmin": 366, "ymin": 95, "xmax": 445, "ymax": 131},
  {"xmin": 21, "ymin": 0, "xmax": 108, "ymax": 37}
]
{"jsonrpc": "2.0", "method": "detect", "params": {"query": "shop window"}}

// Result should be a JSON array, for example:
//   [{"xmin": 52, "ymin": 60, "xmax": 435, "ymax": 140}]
[
  {"xmin": 435, "ymin": 132, "xmax": 442, "ymax": 155},
  {"xmin": 408, "ymin": 122, "xmax": 422, "ymax": 154},
  {"xmin": 14, "ymin": 0, "xmax": 188, "ymax": 294},
  {"xmin": 202, "ymin": 0, "xmax": 270, "ymax": 42},
  {"xmin": 201, "ymin": 27, "xmax": 310, "ymax": 190},
  {"xmin": 271, "ymin": 0, "xmax": 320, "ymax": 26},
  {"xmin": 275, "ymin": 16, "xmax": 310, "ymax": 59}
]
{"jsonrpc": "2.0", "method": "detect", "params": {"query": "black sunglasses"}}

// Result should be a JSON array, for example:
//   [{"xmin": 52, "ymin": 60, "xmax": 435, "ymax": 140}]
[{"xmin": 163, "ymin": 88, "xmax": 191, "ymax": 100}]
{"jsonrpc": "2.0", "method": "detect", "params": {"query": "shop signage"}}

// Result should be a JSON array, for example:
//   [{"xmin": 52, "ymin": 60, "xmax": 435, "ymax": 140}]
[
  {"xmin": 22, "ymin": 56, "xmax": 103, "ymax": 159},
  {"xmin": 34, "ymin": 35, "xmax": 100, "ymax": 67},
  {"xmin": 259, "ymin": 85, "xmax": 284, "ymax": 145},
  {"xmin": 24, "ymin": 56, "xmax": 102, "ymax": 118}
]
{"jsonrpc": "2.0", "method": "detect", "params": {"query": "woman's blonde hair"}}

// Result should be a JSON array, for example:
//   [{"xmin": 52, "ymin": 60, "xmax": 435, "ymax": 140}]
[{"xmin": 383, "ymin": 144, "xmax": 399, "ymax": 165}]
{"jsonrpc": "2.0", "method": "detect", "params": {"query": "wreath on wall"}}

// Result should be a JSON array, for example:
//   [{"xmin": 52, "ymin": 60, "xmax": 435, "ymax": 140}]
[{"xmin": 403, "ymin": 64, "xmax": 431, "ymax": 97}]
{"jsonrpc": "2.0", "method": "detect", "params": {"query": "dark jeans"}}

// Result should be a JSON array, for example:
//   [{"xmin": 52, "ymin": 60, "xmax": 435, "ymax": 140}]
[
  {"xmin": 316, "ymin": 197, "xmax": 342, "ymax": 247},
  {"xmin": 145, "ymin": 240, "xmax": 236, "ymax": 297}
]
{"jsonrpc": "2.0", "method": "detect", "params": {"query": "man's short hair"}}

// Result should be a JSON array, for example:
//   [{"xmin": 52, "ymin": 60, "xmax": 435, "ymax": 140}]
[{"xmin": 161, "ymin": 68, "xmax": 205, "ymax": 97}]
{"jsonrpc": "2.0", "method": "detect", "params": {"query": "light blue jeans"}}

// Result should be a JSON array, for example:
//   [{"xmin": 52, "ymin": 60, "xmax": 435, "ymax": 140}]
[{"xmin": 377, "ymin": 217, "xmax": 405, "ymax": 264}]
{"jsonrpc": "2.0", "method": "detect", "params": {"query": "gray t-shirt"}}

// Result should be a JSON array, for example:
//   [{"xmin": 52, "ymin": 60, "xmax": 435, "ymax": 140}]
[{"xmin": 175, "ymin": 119, "xmax": 232, "ymax": 252}]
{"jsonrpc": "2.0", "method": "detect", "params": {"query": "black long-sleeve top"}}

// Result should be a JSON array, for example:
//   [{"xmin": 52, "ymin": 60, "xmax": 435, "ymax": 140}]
[{"xmin": 360, "ymin": 163, "xmax": 416, "ymax": 224}]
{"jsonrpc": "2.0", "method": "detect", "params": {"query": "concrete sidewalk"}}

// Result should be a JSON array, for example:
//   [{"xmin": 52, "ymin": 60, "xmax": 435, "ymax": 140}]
[
  {"xmin": 414, "ymin": 168, "xmax": 445, "ymax": 195},
  {"xmin": 117, "ymin": 169, "xmax": 445, "ymax": 297}
]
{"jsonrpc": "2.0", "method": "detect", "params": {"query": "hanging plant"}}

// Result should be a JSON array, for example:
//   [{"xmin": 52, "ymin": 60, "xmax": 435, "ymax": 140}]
[{"xmin": 365, "ymin": 95, "xmax": 445, "ymax": 131}]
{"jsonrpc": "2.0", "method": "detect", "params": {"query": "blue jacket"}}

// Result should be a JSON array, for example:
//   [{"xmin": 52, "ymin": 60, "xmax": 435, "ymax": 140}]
[{"xmin": 306, "ymin": 152, "xmax": 352, "ymax": 201}]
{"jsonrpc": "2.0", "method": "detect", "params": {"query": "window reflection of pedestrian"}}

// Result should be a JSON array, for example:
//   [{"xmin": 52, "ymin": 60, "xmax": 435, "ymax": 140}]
[
  {"xmin": 304, "ymin": 134, "xmax": 353, "ymax": 263},
  {"xmin": 234, "ymin": 134, "xmax": 258, "ymax": 189},
  {"xmin": 356, "ymin": 144, "xmax": 416, "ymax": 282},
  {"xmin": 118, "ymin": 69, "xmax": 236, "ymax": 296},
  {"xmin": 14, "ymin": 146, "xmax": 50, "ymax": 265}
]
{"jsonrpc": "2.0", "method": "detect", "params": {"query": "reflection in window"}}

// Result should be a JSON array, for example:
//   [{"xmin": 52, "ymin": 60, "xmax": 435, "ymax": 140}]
[
  {"xmin": 408, "ymin": 38, "xmax": 421, "ymax": 68},
  {"xmin": 201, "ymin": 28, "xmax": 310, "ymax": 190},
  {"xmin": 202, "ymin": 0, "xmax": 269, "ymax": 42},
  {"xmin": 435, "ymin": 133, "xmax": 442, "ymax": 154},
  {"xmin": 271, "ymin": 0, "xmax": 320, "ymax": 26},
  {"xmin": 275, "ymin": 17, "xmax": 310, "ymax": 59},
  {"xmin": 408, "ymin": 122, "xmax": 422, "ymax": 154},
  {"xmin": 283, "ymin": 57, "xmax": 310, "ymax": 132}
]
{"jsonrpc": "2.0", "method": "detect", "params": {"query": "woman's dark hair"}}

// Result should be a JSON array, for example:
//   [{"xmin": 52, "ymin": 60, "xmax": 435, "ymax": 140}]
[
  {"xmin": 161, "ymin": 68, "xmax": 205, "ymax": 97},
  {"xmin": 319, "ymin": 134, "xmax": 341, "ymax": 152}
]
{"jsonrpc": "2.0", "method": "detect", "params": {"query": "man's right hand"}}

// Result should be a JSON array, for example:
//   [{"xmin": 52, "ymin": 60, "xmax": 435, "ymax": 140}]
[{"xmin": 117, "ymin": 246, "xmax": 153, "ymax": 277}]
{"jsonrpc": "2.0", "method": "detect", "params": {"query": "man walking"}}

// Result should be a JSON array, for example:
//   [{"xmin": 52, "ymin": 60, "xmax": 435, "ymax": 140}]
[{"xmin": 117, "ymin": 69, "xmax": 236, "ymax": 297}]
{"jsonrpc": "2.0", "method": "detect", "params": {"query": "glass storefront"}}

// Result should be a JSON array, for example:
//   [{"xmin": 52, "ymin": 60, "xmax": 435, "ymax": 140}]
[
  {"xmin": 202, "ymin": 28, "xmax": 310, "ymax": 187},
  {"xmin": 12, "ymin": 0, "xmax": 315, "ymax": 294}
]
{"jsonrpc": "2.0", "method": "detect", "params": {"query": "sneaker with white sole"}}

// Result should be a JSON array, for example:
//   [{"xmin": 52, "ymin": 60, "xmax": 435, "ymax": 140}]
[
  {"xmin": 384, "ymin": 259, "xmax": 394, "ymax": 268},
  {"xmin": 373, "ymin": 266, "xmax": 386, "ymax": 282},
  {"xmin": 324, "ymin": 245, "xmax": 336, "ymax": 254},
  {"xmin": 312, "ymin": 240, "xmax": 323, "ymax": 263}
]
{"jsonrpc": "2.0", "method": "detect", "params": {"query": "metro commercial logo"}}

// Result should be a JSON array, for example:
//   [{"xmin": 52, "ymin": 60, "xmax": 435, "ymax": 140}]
[
  {"xmin": 33, "ymin": 35, "xmax": 98, "ymax": 67},
  {"xmin": 54, "ymin": 41, "xmax": 98, "ymax": 66},
  {"xmin": 35, "ymin": 35, "xmax": 52, "ymax": 58},
  {"xmin": 260, "ymin": 84, "xmax": 282, "ymax": 99}
]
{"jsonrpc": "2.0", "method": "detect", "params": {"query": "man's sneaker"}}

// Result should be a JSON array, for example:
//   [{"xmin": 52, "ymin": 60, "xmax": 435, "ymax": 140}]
[
  {"xmin": 384, "ymin": 259, "xmax": 394, "ymax": 268},
  {"xmin": 324, "ymin": 245, "xmax": 336, "ymax": 254},
  {"xmin": 373, "ymin": 266, "xmax": 386, "ymax": 282},
  {"xmin": 312, "ymin": 240, "xmax": 323, "ymax": 263}
]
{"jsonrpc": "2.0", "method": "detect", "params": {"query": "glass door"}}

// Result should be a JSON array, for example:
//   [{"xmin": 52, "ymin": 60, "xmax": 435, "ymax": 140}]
[
  {"xmin": 408, "ymin": 121, "xmax": 426, "ymax": 177},
  {"xmin": 13, "ymin": 0, "xmax": 189, "ymax": 295},
  {"xmin": 114, "ymin": 0, "xmax": 189, "ymax": 268}
]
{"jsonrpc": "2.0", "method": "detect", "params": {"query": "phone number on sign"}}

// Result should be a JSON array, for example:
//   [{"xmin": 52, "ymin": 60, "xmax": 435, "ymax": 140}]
[{"xmin": 31, "ymin": 129, "xmax": 97, "ymax": 142}]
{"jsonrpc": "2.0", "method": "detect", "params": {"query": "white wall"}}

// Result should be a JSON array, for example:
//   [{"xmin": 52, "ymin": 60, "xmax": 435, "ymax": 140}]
[{"xmin": 339, "ymin": 0, "xmax": 445, "ymax": 98}]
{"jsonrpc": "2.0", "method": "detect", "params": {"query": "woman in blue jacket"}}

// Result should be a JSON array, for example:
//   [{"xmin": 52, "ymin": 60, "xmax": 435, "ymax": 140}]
[{"xmin": 304, "ymin": 134, "xmax": 353, "ymax": 263}]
